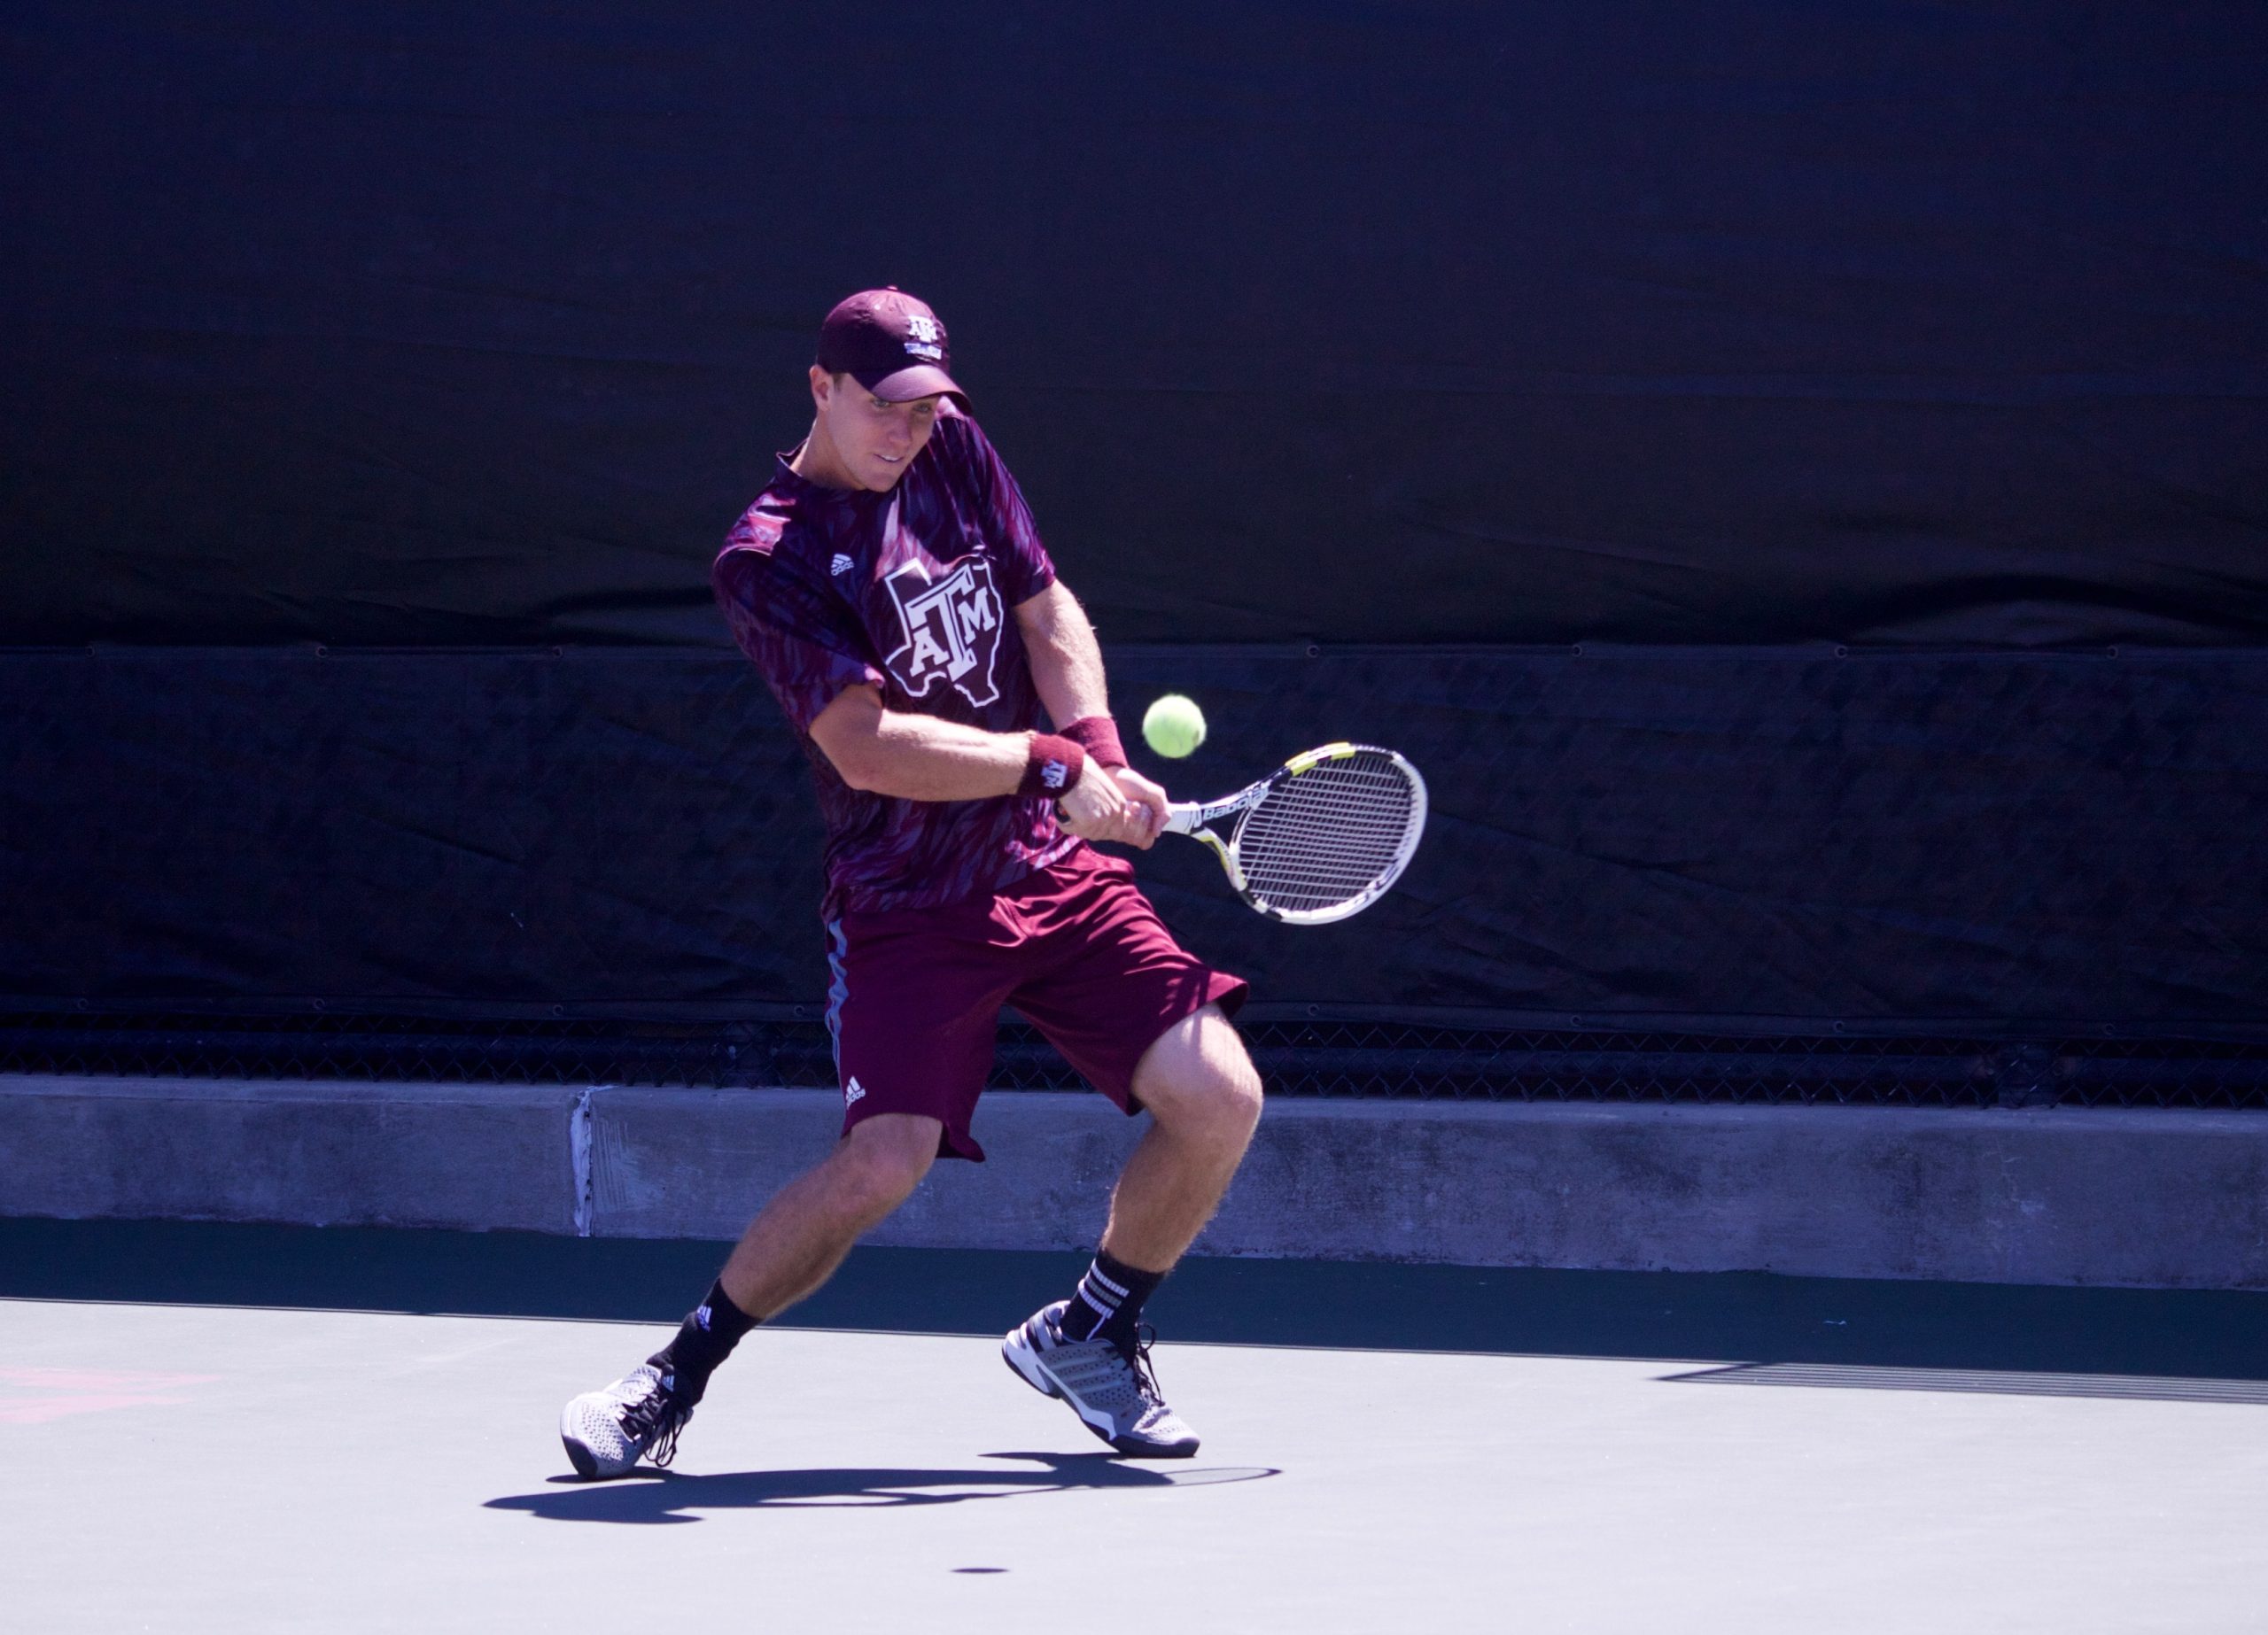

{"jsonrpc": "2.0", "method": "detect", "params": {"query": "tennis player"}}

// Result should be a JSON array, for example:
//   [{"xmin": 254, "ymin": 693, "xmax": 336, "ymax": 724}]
[{"xmin": 560, "ymin": 288, "xmax": 1262, "ymax": 1477}]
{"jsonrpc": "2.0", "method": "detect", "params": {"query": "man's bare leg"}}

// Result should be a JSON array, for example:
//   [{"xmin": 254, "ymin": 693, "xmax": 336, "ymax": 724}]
[
  {"xmin": 1099, "ymin": 1003, "xmax": 1264, "ymax": 1273},
  {"xmin": 1000, "ymin": 1003, "xmax": 1260, "ymax": 1456},
  {"xmin": 561, "ymin": 1111, "xmax": 940, "ymax": 1477},
  {"xmin": 718, "ymin": 1112, "xmax": 942, "ymax": 1319}
]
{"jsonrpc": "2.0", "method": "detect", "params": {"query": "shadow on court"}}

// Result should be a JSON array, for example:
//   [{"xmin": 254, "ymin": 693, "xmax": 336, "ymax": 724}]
[
  {"xmin": 9, "ymin": 1217, "xmax": 2268, "ymax": 1385},
  {"xmin": 485, "ymin": 1451, "xmax": 1279, "ymax": 1523}
]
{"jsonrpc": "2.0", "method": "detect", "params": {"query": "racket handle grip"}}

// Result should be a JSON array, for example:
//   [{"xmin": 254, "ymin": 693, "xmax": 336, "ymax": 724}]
[{"xmin": 1161, "ymin": 803, "xmax": 1202, "ymax": 836}]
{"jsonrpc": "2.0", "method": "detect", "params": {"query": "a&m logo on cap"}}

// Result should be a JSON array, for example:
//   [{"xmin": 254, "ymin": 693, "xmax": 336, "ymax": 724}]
[{"xmin": 903, "ymin": 312, "xmax": 944, "ymax": 362}]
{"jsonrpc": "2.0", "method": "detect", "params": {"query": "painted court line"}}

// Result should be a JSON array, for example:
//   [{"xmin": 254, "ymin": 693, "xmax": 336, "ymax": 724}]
[{"xmin": 0, "ymin": 1367, "xmax": 221, "ymax": 1424}]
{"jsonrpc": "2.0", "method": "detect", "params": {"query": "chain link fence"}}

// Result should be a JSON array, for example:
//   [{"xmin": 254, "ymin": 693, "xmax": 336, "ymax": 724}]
[{"xmin": 4, "ymin": 1011, "xmax": 2265, "ymax": 1110}]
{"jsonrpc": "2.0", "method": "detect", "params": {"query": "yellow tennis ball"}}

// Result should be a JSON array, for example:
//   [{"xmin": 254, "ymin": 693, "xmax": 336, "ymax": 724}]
[{"xmin": 1142, "ymin": 694, "xmax": 1207, "ymax": 758}]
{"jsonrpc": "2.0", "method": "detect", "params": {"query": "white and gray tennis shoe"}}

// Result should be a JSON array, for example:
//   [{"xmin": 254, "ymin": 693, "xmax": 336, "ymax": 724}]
[
  {"xmin": 1003, "ymin": 1299, "xmax": 1200, "ymax": 1458},
  {"xmin": 559, "ymin": 1363, "xmax": 693, "ymax": 1479}
]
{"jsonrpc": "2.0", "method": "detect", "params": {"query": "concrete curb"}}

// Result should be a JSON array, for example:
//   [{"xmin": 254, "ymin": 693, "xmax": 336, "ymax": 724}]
[
  {"xmin": 0, "ymin": 1076, "xmax": 584, "ymax": 1235},
  {"xmin": 5, "ymin": 1075, "xmax": 2266, "ymax": 1288}
]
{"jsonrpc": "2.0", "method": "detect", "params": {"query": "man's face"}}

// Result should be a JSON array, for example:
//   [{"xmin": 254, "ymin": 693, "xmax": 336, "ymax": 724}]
[{"xmin": 812, "ymin": 368, "xmax": 943, "ymax": 491}]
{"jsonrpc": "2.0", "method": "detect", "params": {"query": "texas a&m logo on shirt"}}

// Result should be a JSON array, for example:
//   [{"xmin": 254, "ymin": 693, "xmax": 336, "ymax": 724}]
[{"xmin": 882, "ymin": 556, "xmax": 1004, "ymax": 709}]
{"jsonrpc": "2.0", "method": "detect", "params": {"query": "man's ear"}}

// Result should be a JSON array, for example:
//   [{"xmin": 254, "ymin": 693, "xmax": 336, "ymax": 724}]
[{"xmin": 808, "ymin": 364, "xmax": 835, "ymax": 409}]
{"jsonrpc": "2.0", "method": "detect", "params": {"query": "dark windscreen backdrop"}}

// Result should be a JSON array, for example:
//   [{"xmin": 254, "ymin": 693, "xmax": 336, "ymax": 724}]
[
  {"xmin": 4, "ymin": 4, "xmax": 2265, "ymax": 1029},
  {"xmin": 6, "ymin": 2, "xmax": 2264, "ymax": 650}
]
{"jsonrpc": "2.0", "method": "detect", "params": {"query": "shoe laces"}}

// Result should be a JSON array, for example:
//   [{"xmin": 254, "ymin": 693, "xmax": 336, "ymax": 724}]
[
  {"xmin": 1128, "ymin": 1321, "xmax": 1166, "ymax": 1406},
  {"xmin": 618, "ymin": 1374, "xmax": 693, "ymax": 1468}
]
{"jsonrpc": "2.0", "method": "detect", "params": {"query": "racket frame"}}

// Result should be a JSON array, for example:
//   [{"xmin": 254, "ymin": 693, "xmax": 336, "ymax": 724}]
[{"xmin": 1161, "ymin": 741, "xmax": 1428, "ymax": 924}]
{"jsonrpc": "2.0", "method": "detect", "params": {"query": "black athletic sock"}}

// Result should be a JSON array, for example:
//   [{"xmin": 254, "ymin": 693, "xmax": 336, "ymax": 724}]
[
  {"xmin": 645, "ymin": 1278, "xmax": 759, "ymax": 1404},
  {"xmin": 1056, "ymin": 1250, "xmax": 1166, "ymax": 1353}
]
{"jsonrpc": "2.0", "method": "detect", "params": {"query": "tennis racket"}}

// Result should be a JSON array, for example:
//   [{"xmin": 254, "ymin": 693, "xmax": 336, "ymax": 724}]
[{"xmin": 1162, "ymin": 743, "xmax": 1427, "ymax": 924}]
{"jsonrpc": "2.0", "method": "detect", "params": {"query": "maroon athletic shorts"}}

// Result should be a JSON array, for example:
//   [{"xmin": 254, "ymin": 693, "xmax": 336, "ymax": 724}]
[{"xmin": 823, "ymin": 843, "xmax": 1247, "ymax": 1160}]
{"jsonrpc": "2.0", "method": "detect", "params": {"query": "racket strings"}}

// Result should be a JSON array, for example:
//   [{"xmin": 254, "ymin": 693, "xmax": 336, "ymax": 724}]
[{"xmin": 1235, "ymin": 755, "xmax": 1422, "ymax": 912}]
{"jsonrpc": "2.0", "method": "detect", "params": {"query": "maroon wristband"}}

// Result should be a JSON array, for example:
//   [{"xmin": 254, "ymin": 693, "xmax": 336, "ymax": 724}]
[
  {"xmin": 1060, "ymin": 715, "xmax": 1128, "ymax": 770},
  {"xmin": 1021, "ymin": 733, "xmax": 1086, "ymax": 799}
]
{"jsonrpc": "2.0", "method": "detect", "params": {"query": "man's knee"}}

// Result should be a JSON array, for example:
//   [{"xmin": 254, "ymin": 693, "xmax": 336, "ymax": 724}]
[
  {"xmin": 1135, "ymin": 1005, "xmax": 1263, "ymax": 1140},
  {"xmin": 828, "ymin": 1113, "xmax": 940, "ymax": 1220}
]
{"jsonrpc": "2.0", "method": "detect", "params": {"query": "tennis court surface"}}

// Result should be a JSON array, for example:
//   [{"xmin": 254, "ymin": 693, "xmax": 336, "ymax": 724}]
[{"xmin": 7, "ymin": 1220, "xmax": 2267, "ymax": 1633}]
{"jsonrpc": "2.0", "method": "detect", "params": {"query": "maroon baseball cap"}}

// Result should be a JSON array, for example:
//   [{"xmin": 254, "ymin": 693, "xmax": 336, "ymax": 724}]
[{"xmin": 816, "ymin": 287, "xmax": 967, "ymax": 405}]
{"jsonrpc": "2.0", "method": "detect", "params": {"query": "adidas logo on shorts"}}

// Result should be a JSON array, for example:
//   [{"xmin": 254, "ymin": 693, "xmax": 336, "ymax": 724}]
[
  {"xmin": 830, "ymin": 554, "xmax": 854, "ymax": 577},
  {"xmin": 845, "ymin": 1077, "xmax": 866, "ymax": 1105}
]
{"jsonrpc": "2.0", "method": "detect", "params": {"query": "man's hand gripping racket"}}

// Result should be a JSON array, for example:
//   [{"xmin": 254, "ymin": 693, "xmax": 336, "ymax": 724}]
[{"xmin": 1163, "ymin": 743, "xmax": 1427, "ymax": 924}]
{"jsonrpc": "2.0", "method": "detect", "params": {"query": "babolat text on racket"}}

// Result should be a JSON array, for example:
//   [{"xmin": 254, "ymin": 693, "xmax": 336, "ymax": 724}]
[{"xmin": 1162, "ymin": 742, "xmax": 1427, "ymax": 924}]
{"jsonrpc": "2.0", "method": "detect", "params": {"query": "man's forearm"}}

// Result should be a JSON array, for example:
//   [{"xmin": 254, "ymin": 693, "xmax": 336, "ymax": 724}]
[
  {"xmin": 852, "ymin": 710, "xmax": 1035, "ymax": 802},
  {"xmin": 827, "ymin": 709, "xmax": 1149, "ymax": 850},
  {"xmin": 810, "ymin": 684, "xmax": 1034, "ymax": 801}
]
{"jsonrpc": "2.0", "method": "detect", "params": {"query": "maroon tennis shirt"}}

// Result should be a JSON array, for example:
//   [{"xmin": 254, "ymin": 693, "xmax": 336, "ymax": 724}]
[{"xmin": 711, "ymin": 409, "xmax": 1080, "ymax": 922}]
